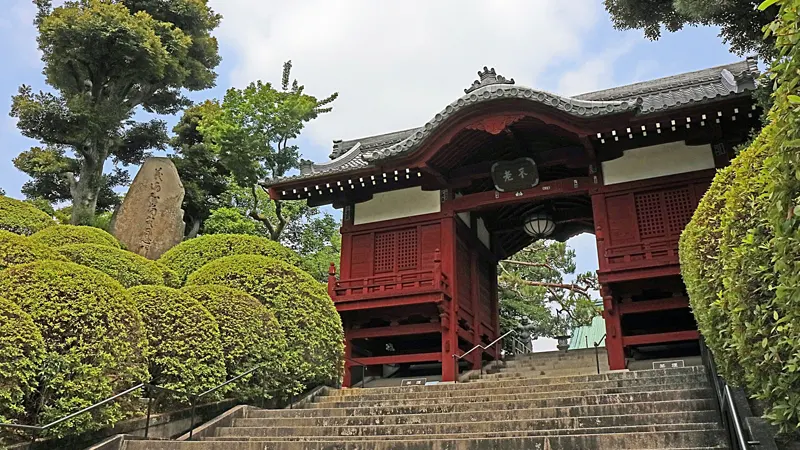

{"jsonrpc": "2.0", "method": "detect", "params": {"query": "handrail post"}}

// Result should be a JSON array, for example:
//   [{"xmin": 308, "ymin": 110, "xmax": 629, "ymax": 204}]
[
  {"xmin": 361, "ymin": 365, "xmax": 365, "ymax": 389},
  {"xmin": 594, "ymin": 343, "xmax": 600, "ymax": 374},
  {"xmin": 453, "ymin": 353, "xmax": 458, "ymax": 383},
  {"xmin": 188, "ymin": 396, "xmax": 196, "ymax": 440},
  {"xmin": 144, "ymin": 387, "xmax": 154, "ymax": 438}
]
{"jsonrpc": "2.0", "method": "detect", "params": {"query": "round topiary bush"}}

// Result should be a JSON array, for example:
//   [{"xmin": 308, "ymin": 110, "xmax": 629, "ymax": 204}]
[
  {"xmin": 30, "ymin": 225, "xmax": 120, "ymax": 248},
  {"xmin": 0, "ymin": 261, "xmax": 148, "ymax": 434},
  {"xmin": 182, "ymin": 285, "xmax": 287, "ymax": 399},
  {"xmin": 159, "ymin": 234, "xmax": 301, "ymax": 285},
  {"xmin": 154, "ymin": 262, "xmax": 181, "ymax": 288},
  {"xmin": 0, "ymin": 196, "xmax": 55, "ymax": 236},
  {"xmin": 128, "ymin": 286, "xmax": 226, "ymax": 395},
  {"xmin": 186, "ymin": 255, "xmax": 343, "ymax": 386},
  {"xmin": 56, "ymin": 244, "xmax": 165, "ymax": 288},
  {"xmin": 0, "ymin": 230, "xmax": 67, "ymax": 271},
  {"xmin": 0, "ymin": 296, "xmax": 45, "ymax": 426}
]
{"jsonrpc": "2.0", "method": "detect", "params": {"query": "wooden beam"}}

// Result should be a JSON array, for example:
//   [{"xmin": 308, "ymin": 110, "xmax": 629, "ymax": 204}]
[
  {"xmin": 334, "ymin": 293, "xmax": 445, "ymax": 312},
  {"xmin": 618, "ymin": 297, "xmax": 690, "ymax": 315},
  {"xmin": 622, "ymin": 330, "xmax": 699, "ymax": 347},
  {"xmin": 347, "ymin": 322, "xmax": 441, "ymax": 339},
  {"xmin": 348, "ymin": 352, "xmax": 442, "ymax": 366},
  {"xmin": 445, "ymin": 146, "xmax": 589, "ymax": 186},
  {"xmin": 445, "ymin": 177, "xmax": 593, "ymax": 213}
]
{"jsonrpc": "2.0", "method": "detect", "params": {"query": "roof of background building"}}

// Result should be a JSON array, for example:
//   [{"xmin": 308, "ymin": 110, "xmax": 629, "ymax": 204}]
[
  {"xmin": 569, "ymin": 316, "xmax": 607, "ymax": 350},
  {"xmin": 268, "ymin": 59, "xmax": 759, "ymax": 187}
]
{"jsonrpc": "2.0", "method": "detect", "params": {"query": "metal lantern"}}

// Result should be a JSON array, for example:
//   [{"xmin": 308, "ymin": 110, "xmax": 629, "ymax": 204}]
[{"xmin": 523, "ymin": 212, "xmax": 556, "ymax": 238}]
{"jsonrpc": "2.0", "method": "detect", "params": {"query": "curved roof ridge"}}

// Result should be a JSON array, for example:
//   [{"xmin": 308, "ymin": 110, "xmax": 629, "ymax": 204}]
[{"xmin": 361, "ymin": 83, "xmax": 639, "ymax": 162}]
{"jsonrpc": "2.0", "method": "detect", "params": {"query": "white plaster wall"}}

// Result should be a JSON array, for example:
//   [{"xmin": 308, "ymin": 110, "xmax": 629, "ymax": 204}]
[
  {"xmin": 477, "ymin": 217, "xmax": 491, "ymax": 250},
  {"xmin": 353, "ymin": 187, "xmax": 441, "ymax": 225},
  {"xmin": 601, "ymin": 141, "xmax": 715, "ymax": 185}
]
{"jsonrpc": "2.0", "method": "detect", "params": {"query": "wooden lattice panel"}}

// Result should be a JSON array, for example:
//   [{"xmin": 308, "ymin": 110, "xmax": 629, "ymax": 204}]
[
  {"xmin": 634, "ymin": 192, "xmax": 666, "ymax": 239},
  {"xmin": 373, "ymin": 232, "xmax": 396, "ymax": 273},
  {"xmin": 397, "ymin": 228, "xmax": 419, "ymax": 271},
  {"xmin": 664, "ymin": 187, "xmax": 694, "ymax": 235}
]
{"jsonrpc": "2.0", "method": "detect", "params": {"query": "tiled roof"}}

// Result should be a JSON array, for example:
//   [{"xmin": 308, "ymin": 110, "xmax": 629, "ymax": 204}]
[{"xmin": 271, "ymin": 59, "xmax": 759, "ymax": 187}]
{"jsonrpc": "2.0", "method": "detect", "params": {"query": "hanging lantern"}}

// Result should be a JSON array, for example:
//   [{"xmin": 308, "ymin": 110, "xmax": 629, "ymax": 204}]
[{"xmin": 523, "ymin": 212, "xmax": 556, "ymax": 238}]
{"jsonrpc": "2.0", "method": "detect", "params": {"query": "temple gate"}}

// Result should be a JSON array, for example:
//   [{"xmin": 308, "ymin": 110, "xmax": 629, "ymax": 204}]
[{"xmin": 266, "ymin": 60, "xmax": 760, "ymax": 386}]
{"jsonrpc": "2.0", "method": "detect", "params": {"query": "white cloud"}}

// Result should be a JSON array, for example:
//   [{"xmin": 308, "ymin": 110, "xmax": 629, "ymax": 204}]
[
  {"xmin": 556, "ymin": 39, "xmax": 637, "ymax": 96},
  {"xmin": 210, "ymin": 0, "xmax": 609, "ymax": 155}
]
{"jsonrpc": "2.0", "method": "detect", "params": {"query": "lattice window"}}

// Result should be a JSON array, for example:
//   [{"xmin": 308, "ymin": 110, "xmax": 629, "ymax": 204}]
[
  {"xmin": 374, "ymin": 232, "xmax": 396, "ymax": 273},
  {"xmin": 397, "ymin": 228, "xmax": 419, "ymax": 271},
  {"xmin": 664, "ymin": 187, "xmax": 694, "ymax": 235},
  {"xmin": 635, "ymin": 192, "xmax": 666, "ymax": 238}
]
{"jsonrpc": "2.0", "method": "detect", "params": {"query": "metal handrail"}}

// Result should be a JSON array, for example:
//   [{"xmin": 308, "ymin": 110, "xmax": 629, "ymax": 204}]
[
  {"xmin": 344, "ymin": 356, "xmax": 368, "ymax": 389},
  {"xmin": 699, "ymin": 336, "xmax": 760, "ymax": 450},
  {"xmin": 593, "ymin": 333, "xmax": 606, "ymax": 374},
  {"xmin": 452, "ymin": 330, "xmax": 527, "ymax": 382},
  {"xmin": 0, "ymin": 363, "xmax": 271, "ymax": 442}
]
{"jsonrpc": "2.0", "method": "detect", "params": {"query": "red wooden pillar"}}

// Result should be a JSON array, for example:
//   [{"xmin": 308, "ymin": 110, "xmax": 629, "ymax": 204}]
[
  {"xmin": 601, "ymin": 284, "xmax": 625, "ymax": 370},
  {"xmin": 440, "ymin": 215, "xmax": 458, "ymax": 382},
  {"xmin": 470, "ymin": 250, "xmax": 481, "ymax": 370},
  {"xmin": 343, "ymin": 335, "xmax": 353, "ymax": 387}
]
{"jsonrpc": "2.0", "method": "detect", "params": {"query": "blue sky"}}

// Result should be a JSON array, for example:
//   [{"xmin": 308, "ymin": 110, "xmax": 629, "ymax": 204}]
[{"xmin": 0, "ymin": 0, "xmax": 746, "ymax": 290}]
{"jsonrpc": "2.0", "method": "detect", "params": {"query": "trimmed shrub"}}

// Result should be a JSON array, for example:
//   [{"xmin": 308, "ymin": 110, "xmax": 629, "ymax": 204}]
[
  {"xmin": 159, "ymin": 234, "xmax": 301, "ymax": 285},
  {"xmin": 0, "ymin": 195, "xmax": 55, "ymax": 236},
  {"xmin": 186, "ymin": 255, "xmax": 343, "ymax": 387},
  {"xmin": 155, "ymin": 262, "xmax": 181, "ymax": 288},
  {"xmin": 0, "ymin": 296, "xmax": 45, "ymax": 425},
  {"xmin": 30, "ymin": 225, "xmax": 120, "ymax": 248},
  {"xmin": 0, "ymin": 230, "xmax": 67, "ymax": 270},
  {"xmin": 57, "ymin": 244, "xmax": 165, "ymax": 288},
  {"xmin": 182, "ymin": 285, "xmax": 287, "ymax": 398},
  {"xmin": 0, "ymin": 261, "xmax": 148, "ymax": 435},
  {"xmin": 128, "ymin": 286, "xmax": 226, "ymax": 395}
]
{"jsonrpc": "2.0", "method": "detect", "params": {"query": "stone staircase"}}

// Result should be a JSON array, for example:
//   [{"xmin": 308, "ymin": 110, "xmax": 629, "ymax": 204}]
[{"xmin": 122, "ymin": 350, "xmax": 728, "ymax": 449}]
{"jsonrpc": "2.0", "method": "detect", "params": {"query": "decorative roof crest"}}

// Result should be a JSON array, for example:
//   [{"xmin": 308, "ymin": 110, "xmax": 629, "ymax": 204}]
[{"xmin": 465, "ymin": 67, "xmax": 515, "ymax": 94}]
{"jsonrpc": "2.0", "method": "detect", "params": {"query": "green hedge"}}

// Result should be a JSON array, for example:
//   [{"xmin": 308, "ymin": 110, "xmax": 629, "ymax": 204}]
[
  {"xmin": 159, "ymin": 234, "xmax": 301, "ymax": 285},
  {"xmin": 0, "ymin": 196, "xmax": 55, "ymax": 236},
  {"xmin": 0, "ymin": 230, "xmax": 67, "ymax": 270},
  {"xmin": 57, "ymin": 244, "xmax": 166, "ymax": 288},
  {"xmin": 128, "ymin": 286, "xmax": 226, "ymax": 396},
  {"xmin": 0, "ymin": 296, "xmax": 44, "ymax": 426},
  {"xmin": 182, "ymin": 285, "xmax": 287, "ymax": 399},
  {"xmin": 0, "ymin": 261, "xmax": 148, "ymax": 435},
  {"xmin": 186, "ymin": 255, "xmax": 343, "ymax": 387},
  {"xmin": 30, "ymin": 225, "xmax": 120, "ymax": 248}
]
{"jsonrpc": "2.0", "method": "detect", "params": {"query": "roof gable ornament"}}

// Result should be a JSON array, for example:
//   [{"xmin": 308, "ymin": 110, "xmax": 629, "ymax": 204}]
[{"xmin": 465, "ymin": 67, "xmax": 515, "ymax": 94}]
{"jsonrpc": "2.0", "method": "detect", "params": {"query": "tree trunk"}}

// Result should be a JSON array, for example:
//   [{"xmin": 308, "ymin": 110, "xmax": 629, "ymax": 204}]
[{"xmin": 70, "ymin": 158, "xmax": 104, "ymax": 225}]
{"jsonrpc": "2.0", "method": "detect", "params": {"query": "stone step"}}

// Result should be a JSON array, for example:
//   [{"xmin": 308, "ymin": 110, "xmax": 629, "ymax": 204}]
[
  {"xmin": 236, "ymin": 397, "xmax": 715, "ymax": 427},
  {"xmin": 251, "ymin": 387, "xmax": 713, "ymax": 418},
  {"xmin": 215, "ymin": 410, "xmax": 718, "ymax": 437},
  {"xmin": 318, "ymin": 374, "xmax": 708, "ymax": 405},
  {"xmin": 206, "ymin": 422, "xmax": 720, "ymax": 442},
  {"xmin": 482, "ymin": 366, "xmax": 610, "ymax": 379},
  {"xmin": 123, "ymin": 429, "xmax": 728, "ymax": 449},
  {"xmin": 501, "ymin": 357, "xmax": 610, "ymax": 370}
]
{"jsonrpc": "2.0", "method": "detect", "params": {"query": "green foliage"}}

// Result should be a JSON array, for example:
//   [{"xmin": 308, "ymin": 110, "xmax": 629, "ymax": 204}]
[
  {"xmin": 196, "ymin": 62, "xmax": 337, "ymax": 240},
  {"xmin": 158, "ymin": 233, "xmax": 301, "ymax": 284},
  {"xmin": 0, "ymin": 195, "xmax": 55, "ymax": 236},
  {"xmin": 11, "ymin": 0, "xmax": 221, "ymax": 224},
  {"xmin": 204, "ymin": 207, "xmax": 259, "ymax": 235},
  {"xmin": 0, "ymin": 296, "xmax": 45, "ymax": 426},
  {"xmin": 603, "ymin": 0, "xmax": 778, "ymax": 60},
  {"xmin": 128, "ymin": 286, "xmax": 226, "ymax": 396},
  {"xmin": 186, "ymin": 255, "xmax": 344, "ymax": 387},
  {"xmin": 154, "ymin": 262, "xmax": 181, "ymax": 288},
  {"xmin": 182, "ymin": 285, "xmax": 287, "ymax": 399},
  {"xmin": 0, "ymin": 230, "xmax": 67, "ymax": 271},
  {"xmin": 0, "ymin": 261, "xmax": 148, "ymax": 435},
  {"xmin": 499, "ymin": 241, "xmax": 601, "ymax": 340},
  {"xmin": 170, "ymin": 101, "xmax": 231, "ymax": 236},
  {"xmin": 30, "ymin": 224, "xmax": 120, "ymax": 248},
  {"xmin": 680, "ymin": 0, "xmax": 800, "ymax": 431},
  {"xmin": 57, "ymin": 244, "xmax": 165, "ymax": 288}
]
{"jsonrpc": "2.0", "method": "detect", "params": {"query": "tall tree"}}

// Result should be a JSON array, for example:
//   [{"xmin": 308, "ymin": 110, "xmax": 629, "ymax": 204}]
[
  {"xmin": 603, "ymin": 0, "xmax": 779, "ymax": 60},
  {"xmin": 498, "ymin": 241, "xmax": 601, "ymax": 341},
  {"xmin": 198, "ymin": 61, "xmax": 337, "ymax": 240},
  {"xmin": 10, "ymin": 0, "xmax": 221, "ymax": 225},
  {"xmin": 170, "ymin": 101, "xmax": 231, "ymax": 236}
]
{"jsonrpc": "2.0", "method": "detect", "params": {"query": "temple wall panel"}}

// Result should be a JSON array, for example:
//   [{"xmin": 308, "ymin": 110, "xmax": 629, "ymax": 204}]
[
  {"xmin": 353, "ymin": 187, "xmax": 441, "ymax": 225},
  {"xmin": 476, "ymin": 217, "xmax": 491, "ymax": 250},
  {"xmin": 601, "ymin": 141, "xmax": 715, "ymax": 186}
]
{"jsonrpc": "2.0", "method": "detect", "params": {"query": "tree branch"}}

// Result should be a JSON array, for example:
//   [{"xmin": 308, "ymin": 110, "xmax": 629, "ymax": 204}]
[
  {"xmin": 500, "ymin": 259, "xmax": 557, "ymax": 272},
  {"xmin": 514, "ymin": 279, "xmax": 590, "ymax": 295},
  {"xmin": 248, "ymin": 183, "xmax": 276, "ymax": 236}
]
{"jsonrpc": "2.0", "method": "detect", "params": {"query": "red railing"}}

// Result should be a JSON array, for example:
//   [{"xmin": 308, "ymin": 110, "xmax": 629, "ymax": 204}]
[{"xmin": 327, "ymin": 250, "xmax": 449, "ymax": 302}]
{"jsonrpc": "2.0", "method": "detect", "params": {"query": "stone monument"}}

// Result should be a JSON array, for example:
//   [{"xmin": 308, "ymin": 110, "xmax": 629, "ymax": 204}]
[{"xmin": 112, "ymin": 157, "xmax": 185, "ymax": 259}]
